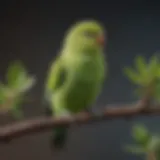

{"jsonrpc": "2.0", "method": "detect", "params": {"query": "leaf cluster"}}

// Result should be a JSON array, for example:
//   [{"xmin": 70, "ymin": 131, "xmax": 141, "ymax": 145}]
[
  {"xmin": 0, "ymin": 61, "xmax": 36, "ymax": 118},
  {"xmin": 124, "ymin": 55, "xmax": 160, "ymax": 101},
  {"xmin": 124, "ymin": 124, "xmax": 160, "ymax": 160}
]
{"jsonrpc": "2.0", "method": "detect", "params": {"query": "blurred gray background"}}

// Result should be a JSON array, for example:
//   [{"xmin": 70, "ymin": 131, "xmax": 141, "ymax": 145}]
[{"xmin": 0, "ymin": 0, "xmax": 160, "ymax": 160}]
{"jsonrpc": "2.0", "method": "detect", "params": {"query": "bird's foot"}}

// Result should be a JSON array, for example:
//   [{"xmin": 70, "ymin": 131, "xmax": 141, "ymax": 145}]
[
  {"xmin": 72, "ymin": 108, "xmax": 101, "ymax": 128},
  {"xmin": 44, "ymin": 105, "xmax": 53, "ymax": 116}
]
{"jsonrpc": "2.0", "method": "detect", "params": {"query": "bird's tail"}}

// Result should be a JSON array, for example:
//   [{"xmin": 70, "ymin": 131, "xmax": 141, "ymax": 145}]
[
  {"xmin": 51, "ymin": 126, "xmax": 68, "ymax": 149},
  {"xmin": 43, "ymin": 91, "xmax": 68, "ymax": 149}
]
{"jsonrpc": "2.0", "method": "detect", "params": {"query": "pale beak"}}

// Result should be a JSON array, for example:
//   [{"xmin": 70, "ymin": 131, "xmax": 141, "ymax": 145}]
[{"xmin": 96, "ymin": 35, "xmax": 105, "ymax": 46}]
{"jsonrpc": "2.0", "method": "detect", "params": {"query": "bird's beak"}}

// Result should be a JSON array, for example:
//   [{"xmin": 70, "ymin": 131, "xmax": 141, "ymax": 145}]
[{"xmin": 96, "ymin": 35, "xmax": 105, "ymax": 46}]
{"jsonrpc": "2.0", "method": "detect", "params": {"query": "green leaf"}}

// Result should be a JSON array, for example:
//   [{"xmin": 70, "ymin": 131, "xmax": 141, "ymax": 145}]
[
  {"xmin": 153, "ymin": 82, "xmax": 160, "ymax": 101},
  {"xmin": 135, "ymin": 56, "xmax": 147, "ymax": 75},
  {"xmin": 148, "ymin": 55, "xmax": 159, "ymax": 77},
  {"xmin": 6, "ymin": 60, "xmax": 27, "ymax": 88},
  {"xmin": 123, "ymin": 67, "xmax": 142, "ymax": 84},
  {"xmin": 16, "ymin": 76, "xmax": 36, "ymax": 93},
  {"xmin": 147, "ymin": 136, "xmax": 160, "ymax": 160},
  {"xmin": 124, "ymin": 145, "xmax": 146, "ymax": 154},
  {"xmin": 5, "ymin": 60, "xmax": 36, "ymax": 94},
  {"xmin": 132, "ymin": 124, "xmax": 151, "ymax": 146},
  {"xmin": 124, "ymin": 54, "xmax": 160, "ymax": 99},
  {"xmin": 148, "ymin": 135, "xmax": 160, "ymax": 151},
  {"xmin": 0, "ymin": 83, "xmax": 14, "ymax": 103},
  {"xmin": 156, "ymin": 68, "xmax": 160, "ymax": 78}
]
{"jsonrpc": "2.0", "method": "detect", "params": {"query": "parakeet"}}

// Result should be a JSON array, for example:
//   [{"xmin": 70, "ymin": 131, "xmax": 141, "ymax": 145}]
[{"xmin": 44, "ymin": 20, "xmax": 107, "ymax": 150}]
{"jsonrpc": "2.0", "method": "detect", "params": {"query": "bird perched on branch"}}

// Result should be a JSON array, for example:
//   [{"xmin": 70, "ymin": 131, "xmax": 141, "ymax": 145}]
[{"xmin": 44, "ymin": 19, "xmax": 107, "ymax": 150}]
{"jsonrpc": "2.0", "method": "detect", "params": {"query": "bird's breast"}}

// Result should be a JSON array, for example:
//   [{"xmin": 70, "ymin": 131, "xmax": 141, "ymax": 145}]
[
  {"xmin": 74, "ymin": 59, "xmax": 103, "ymax": 82},
  {"xmin": 55, "ymin": 58, "xmax": 105, "ymax": 112}
]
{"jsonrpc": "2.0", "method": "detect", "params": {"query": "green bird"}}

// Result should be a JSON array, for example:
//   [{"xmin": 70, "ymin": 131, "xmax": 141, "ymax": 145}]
[{"xmin": 44, "ymin": 20, "xmax": 107, "ymax": 150}]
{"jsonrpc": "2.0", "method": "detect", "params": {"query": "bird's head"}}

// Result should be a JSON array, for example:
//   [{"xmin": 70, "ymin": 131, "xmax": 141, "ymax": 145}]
[{"xmin": 63, "ymin": 20, "xmax": 107, "ymax": 54}]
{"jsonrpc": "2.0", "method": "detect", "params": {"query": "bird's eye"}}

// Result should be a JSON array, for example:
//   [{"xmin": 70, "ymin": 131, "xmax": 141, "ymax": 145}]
[{"xmin": 83, "ymin": 31, "xmax": 97, "ymax": 38}]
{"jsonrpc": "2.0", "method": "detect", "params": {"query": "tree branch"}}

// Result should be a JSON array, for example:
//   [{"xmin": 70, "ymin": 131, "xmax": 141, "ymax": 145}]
[{"xmin": 0, "ymin": 101, "xmax": 160, "ymax": 143}]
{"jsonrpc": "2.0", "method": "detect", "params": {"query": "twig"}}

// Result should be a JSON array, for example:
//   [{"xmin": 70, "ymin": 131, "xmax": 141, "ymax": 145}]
[
  {"xmin": 0, "ymin": 102, "xmax": 160, "ymax": 142},
  {"xmin": 147, "ymin": 151, "xmax": 157, "ymax": 160}
]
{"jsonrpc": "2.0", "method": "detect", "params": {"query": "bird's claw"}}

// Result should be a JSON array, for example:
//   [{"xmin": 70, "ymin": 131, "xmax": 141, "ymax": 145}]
[{"xmin": 45, "ymin": 105, "xmax": 53, "ymax": 116}]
